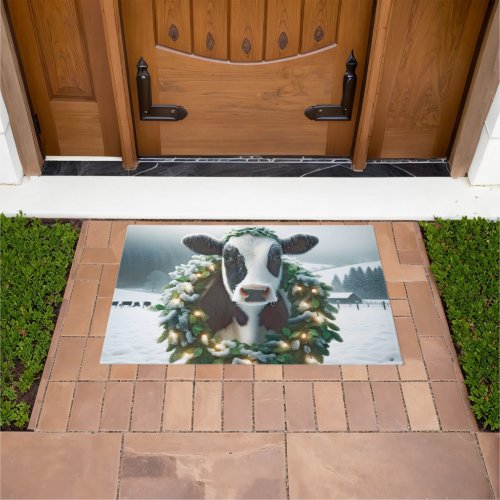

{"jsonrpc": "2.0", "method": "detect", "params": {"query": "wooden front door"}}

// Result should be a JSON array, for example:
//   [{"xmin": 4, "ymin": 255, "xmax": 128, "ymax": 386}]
[
  {"xmin": 6, "ymin": 0, "xmax": 121, "ymax": 156},
  {"xmin": 122, "ymin": 0, "xmax": 373, "ymax": 156}
]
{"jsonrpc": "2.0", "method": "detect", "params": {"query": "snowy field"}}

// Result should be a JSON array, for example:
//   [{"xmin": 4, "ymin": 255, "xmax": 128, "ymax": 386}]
[{"xmin": 101, "ymin": 289, "xmax": 402, "ymax": 365}]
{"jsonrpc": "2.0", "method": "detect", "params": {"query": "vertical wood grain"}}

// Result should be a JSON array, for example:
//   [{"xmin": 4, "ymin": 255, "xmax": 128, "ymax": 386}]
[
  {"xmin": 100, "ymin": 0, "xmax": 138, "ymax": 167},
  {"xmin": 81, "ymin": 0, "xmax": 121, "ymax": 156},
  {"xmin": 6, "ymin": 0, "xmax": 62, "ymax": 154},
  {"xmin": 450, "ymin": 0, "xmax": 499, "ymax": 177},
  {"xmin": 156, "ymin": 0, "xmax": 192, "ymax": 53},
  {"xmin": 301, "ymin": 0, "xmax": 340, "ymax": 53},
  {"xmin": 368, "ymin": 0, "xmax": 489, "ymax": 159},
  {"xmin": 192, "ymin": 0, "xmax": 228, "ymax": 60},
  {"xmin": 121, "ymin": 0, "xmax": 161, "ymax": 156},
  {"xmin": 29, "ymin": 0, "xmax": 94, "ymax": 98},
  {"xmin": 51, "ymin": 101, "xmax": 104, "ymax": 154},
  {"xmin": 265, "ymin": 0, "xmax": 302, "ymax": 60},
  {"xmin": 325, "ymin": 0, "xmax": 373, "ymax": 155},
  {"xmin": 352, "ymin": 0, "xmax": 394, "ymax": 170},
  {"xmin": 229, "ymin": 0, "xmax": 265, "ymax": 62},
  {"xmin": 1, "ymin": 3, "xmax": 43, "ymax": 175}
]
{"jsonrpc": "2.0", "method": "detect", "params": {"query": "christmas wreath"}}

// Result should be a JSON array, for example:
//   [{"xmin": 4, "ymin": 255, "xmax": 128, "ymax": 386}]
[{"xmin": 154, "ymin": 232, "xmax": 342, "ymax": 364}]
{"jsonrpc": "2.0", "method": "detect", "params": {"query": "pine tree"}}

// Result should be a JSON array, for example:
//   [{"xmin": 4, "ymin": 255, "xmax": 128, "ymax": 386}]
[
  {"xmin": 373, "ymin": 266, "xmax": 388, "ymax": 299},
  {"xmin": 352, "ymin": 267, "xmax": 364, "ymax": 297},
  {"xmin": 365, "ymin": 267, "xmax": 375, "ymax": 298},
  {"xmin": 332, "ymin": 275, "xmax": 345, "ymax": 292},
  {"xmin": 343, "ymin": 267, "xmax": 357, "ymax": 292}
]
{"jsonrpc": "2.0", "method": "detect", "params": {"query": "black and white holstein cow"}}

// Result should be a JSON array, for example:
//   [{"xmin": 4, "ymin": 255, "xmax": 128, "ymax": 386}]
[{"xmin": 182, "ymin": 232, "xmax": 319, "ymax": 345}]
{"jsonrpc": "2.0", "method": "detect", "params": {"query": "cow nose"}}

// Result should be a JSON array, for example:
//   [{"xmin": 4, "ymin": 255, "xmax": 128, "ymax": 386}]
[{"xmin": 240, "ymin": 285, "xmax": 270, "ymax": 302}]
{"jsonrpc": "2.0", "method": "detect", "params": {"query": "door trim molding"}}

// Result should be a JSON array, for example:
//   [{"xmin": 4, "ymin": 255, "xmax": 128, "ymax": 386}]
[
  {"xmin": 100, "ymin": 0, "xmax": 137, "ymax": 169},
  {"xmin": 352, "ymin": 0, "xmax": 394, "ymax": 171},
  {"xmin": 1, "ymin": 3, "xmax": 43, "ymax": 177},
  {"xmin": 449, "ymin": 0, "xmax": 499, "ymax": 178}
]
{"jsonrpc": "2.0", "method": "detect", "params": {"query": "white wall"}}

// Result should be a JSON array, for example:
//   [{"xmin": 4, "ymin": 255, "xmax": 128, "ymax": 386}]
[
  {"xmin": 468, "ymin": 84, "xmax": 500, "ymax": 186},
  {"xmin": 0, "ymin": 91, "xmax": 23, "ymax": 185}
]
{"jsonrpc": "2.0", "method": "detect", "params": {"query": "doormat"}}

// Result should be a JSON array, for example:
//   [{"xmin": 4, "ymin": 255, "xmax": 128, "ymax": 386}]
[{"xmin": 101, "ymin": 225, "xmax": 402, "ymax": 365}]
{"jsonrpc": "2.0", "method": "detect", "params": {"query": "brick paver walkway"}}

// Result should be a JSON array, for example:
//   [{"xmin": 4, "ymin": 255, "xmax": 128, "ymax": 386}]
[{"xmin": 1, "ymin": 221, "xmax": 498, "ymax": 499}]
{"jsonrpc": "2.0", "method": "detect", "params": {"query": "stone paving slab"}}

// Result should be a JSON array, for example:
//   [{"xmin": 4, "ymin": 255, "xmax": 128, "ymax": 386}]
[
  {"xmin": 287, "ymin": 433, "xmax": 493, "ymax": 499},
  {"xmin": 120, "ymin": 433, "xmax": 286, "ymax": 499},
  {"xmin": 2, "ymin": 220, "xmax": 497, "ymax": 499},
  {"xmin": 1, "ymin": 432, "xmax": 121, "ymax": 499}
]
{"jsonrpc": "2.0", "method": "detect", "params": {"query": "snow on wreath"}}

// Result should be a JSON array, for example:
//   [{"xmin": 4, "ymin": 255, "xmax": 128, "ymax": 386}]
[{"xmin": 153, "ymin": 227, "xmax": 342, "ymax": 364}]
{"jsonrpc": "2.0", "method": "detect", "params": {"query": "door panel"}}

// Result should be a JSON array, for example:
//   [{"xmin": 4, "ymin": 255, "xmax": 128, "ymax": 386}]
[
  {"xmin": 229, "ymin": 0, "xmax": 266, "ymax": 62},
  {"xmin": 6, "ymin": 0, "xmax": 120, "ymax": 156},
  {"xmin": 122, "ymin": 0, "xmax": 373, "ymax": 156},
  {"xmin": 368, "ymin": 0, "xmax": 489, "ymax": 158}
]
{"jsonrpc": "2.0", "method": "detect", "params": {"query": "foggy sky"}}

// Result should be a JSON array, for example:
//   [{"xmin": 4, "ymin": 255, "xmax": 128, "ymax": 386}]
[{"xmin": 117, "ymin": 224, "xmax": 381, "ymax": 288}]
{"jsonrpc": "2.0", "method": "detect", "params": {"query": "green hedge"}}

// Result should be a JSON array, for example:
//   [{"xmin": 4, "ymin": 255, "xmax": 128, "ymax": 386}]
[
  {"xmin": 420, "ymin": 218, "xmax": 499, "ymax": 430},
  {"xmin": 1, "ymin": 214, "xmax": 79, "ymax": 429}
]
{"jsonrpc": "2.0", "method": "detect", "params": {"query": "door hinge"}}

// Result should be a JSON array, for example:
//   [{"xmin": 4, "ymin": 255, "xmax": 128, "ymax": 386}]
[
  {"xmin": 305, "ymin": 51, "xmax": 358, "ymax": 121},
  {"xmin": 136, "ymin": 58, "xmax": 188, "ymax": 121},
  {"xmin": 32, "ymin": 113, "xmax": 41, "ymax": 135}
]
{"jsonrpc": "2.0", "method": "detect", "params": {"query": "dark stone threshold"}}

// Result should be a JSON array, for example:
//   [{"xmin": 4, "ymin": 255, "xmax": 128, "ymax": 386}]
[{"xmin": 42, "ymin": 157, "xmax": 450, "ymax": 177}]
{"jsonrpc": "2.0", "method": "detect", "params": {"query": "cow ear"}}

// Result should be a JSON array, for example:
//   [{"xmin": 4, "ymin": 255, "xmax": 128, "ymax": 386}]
[
  {"xmin": 280, "ymin": 234, "xmax": 319, "ymax": 254},
  {"xmin": 182, "ymin": 234, "xmax": 224, "ymax": 255}
]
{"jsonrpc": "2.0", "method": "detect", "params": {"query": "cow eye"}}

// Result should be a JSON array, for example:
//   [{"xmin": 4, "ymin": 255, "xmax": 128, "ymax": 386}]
[
  {"xmin": 270, "ymin": 248, "xmax": 281, "ymax": 260},
  {"xmin": 224, "ymin": 248, "xmax": 237, "ymax": 264}
]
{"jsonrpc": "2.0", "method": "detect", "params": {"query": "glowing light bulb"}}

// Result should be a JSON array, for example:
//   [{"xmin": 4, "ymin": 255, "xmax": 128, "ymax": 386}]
[
  {"xmin": 300, "ymin": 333, "xmax": 308, "ymax": 340},
  {"xmin": 193, "ymin": 310, "xmax": 203, "ymax": 317},
  {"xmin": 305, "ymin": 355, "xmax": 318, "ymax": 364},
  {"xmin": 200, "ymin": 334, "xmax": 209, "ymax": 345},
  {"xmin": 313, "ymin": 313, "xmax": 325, "ymax": 324},
  {"xmin": 168, "ymin": 331, "xmax": 179, "ymax": 344},
  {"xmin": 171, "ymin": 298, "xmax": 181, "ymax": 306},
  {"xmin": 208, "ymin": 264, "xmax": 215, "ymax": 272},
  {"xmin": 311, "ymin": 288, "xmax": 318, "ymax": 295},
  {"xmin": 196, "ymin": 273, "xmax": 202, "ymax": 278},
  {"xmin": 298, "ymin": 300, "xmax": 310, "ymax": 312}
]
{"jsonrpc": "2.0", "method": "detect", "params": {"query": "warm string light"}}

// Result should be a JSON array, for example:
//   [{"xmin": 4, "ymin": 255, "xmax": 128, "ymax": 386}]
[
  {"xmin": 279, "ymin": 341, "xmax": 290, "ymax": 351},
  {"xmin": 298, "ymin": 300, "xmax": 311, "ymax": 312},
  {"xmin": 305, "ymin": 355, "xmax": 319, "ymax": 364},
  {"xmin": 158, "ymin": 254, "xmax": 340, "ymax": 364},
  {"xmin": 313, "ymin": 312, "xmax": 325, "ymax": 324}
]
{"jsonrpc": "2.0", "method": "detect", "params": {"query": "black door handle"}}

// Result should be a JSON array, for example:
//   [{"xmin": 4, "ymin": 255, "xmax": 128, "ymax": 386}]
[
  {"xmin": 305, "ymin": 51, "xmax": 357, "ymax": 121},
  {"xmin": 136, "ymin": 58, "xmax": 188, "ymax": 121}
]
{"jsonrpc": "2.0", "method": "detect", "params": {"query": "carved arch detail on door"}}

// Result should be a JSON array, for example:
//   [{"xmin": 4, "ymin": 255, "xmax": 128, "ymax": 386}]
[{"xmin": 155, "ymin": 0, "xmax": 341, "ymax": 62}]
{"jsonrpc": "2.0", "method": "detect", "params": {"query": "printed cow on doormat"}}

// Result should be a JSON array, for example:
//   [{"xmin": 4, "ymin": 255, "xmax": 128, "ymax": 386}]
[{"xmin": 156, "ymin": 227, "xmax": 342, "ymax": 364}]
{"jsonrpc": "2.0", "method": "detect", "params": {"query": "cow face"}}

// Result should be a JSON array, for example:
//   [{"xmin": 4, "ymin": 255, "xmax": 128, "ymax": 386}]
[{"xmin": 182, "ymin": 232, "xmax": 319, "ymax": 306}]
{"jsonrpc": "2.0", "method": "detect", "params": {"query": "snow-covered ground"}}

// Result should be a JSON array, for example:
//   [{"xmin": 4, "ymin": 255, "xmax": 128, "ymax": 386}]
[
  {"xmin": 101, "ymin": 289, "xmax": 166, "ymax": 364},
  {"xmin": 101, "ymin": 288, "xmax": 401, "ymax": 365},
  {"xmin": 326, "ymin": 304, "xmax": 401, "ymax": 364}
]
